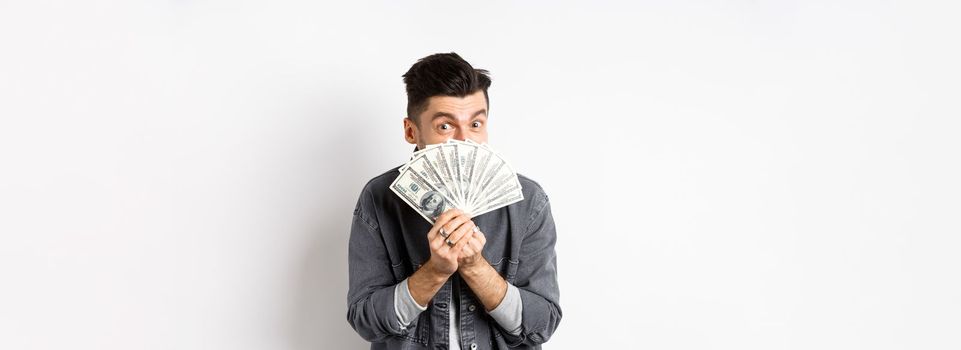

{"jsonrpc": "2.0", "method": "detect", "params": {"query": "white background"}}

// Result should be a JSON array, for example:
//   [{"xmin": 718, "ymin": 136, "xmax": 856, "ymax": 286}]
[{"xmin": 1, "ymin": 1, "xmax": 959, "ymax": 349}]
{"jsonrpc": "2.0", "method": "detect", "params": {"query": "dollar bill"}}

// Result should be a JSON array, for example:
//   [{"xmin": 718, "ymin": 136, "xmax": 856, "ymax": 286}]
[
  {"xmin": 390, "ymin": 165, "xmax": 457, "ymax": 223},
  {"xmin": 392, "ymin": 139, "xmax": 524, "ymax": 220}
]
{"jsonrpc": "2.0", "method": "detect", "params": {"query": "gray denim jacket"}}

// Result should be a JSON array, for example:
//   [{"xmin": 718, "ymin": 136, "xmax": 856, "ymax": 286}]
[{"xmin": 347, "ymin": 166, "xmax": 562, "ymax": 349}]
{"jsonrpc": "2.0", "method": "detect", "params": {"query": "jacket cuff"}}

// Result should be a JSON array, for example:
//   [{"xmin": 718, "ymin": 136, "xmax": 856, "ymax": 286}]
[
  {"xmin": 496, "ymin": 287, "xmax": 559, "ymax": 346},
  {"xmin": 394, "ymin": 278, "xmax": 428, "ymax": 329},
  {"xmin": 487, "ymin": 282, "xmax": 523, "ymax": 335}
]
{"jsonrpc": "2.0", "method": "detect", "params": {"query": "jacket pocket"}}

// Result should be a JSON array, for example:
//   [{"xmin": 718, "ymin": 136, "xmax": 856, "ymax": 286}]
[
  {"xmin": 391, "ymin": 258, "xmax": 425, "ymax": 283},
  {"xmin": 390, "ymin": 260, "xmax": 410, "ymax": 284},
  {"xmin": 390, "ymin": 258, "xmax": 426, "ymax": 283},
  {"xmin": 488, "ymin": 257, "xmax": 519, "ymax": 283}
]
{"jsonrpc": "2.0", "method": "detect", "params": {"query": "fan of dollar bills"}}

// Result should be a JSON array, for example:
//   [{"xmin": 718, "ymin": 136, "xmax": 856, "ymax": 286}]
[{"xmin": 390, "ymin": 139, "xmax": 524, "ymax": 223}]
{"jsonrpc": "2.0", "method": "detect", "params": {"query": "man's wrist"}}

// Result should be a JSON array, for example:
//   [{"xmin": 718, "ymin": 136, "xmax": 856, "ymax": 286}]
[
  {"xmin": 408, "ymin": 259, "xmax": 453, "ymax": 307},
  {"xmin": 457, "ymin": 258, "xmax": 491, "ymax": 278},
  {"xmin": 423, "ymin": 258, "xmax": 454, "ymax": 282},
  {"xmin": 457, "ymin": 258, "xmax": 509, "ymax": 312}
]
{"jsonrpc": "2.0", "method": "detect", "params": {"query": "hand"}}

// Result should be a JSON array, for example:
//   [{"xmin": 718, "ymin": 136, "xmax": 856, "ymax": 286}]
[
  {"xmin": 426, "ymin": 209, "xmax": 476, "ymax": 276},
  {"xmin": 457, "ymin": 226, "xmax": 487, "ymax": 270}
]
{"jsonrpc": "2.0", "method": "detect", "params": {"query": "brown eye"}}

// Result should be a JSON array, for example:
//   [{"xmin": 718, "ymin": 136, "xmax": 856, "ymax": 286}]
[
  {"xmin": 439, "ymin": 123, "xmax": 451, "ymax": 130},
  {"xmin": 471, "ymin": 121, "xmax": 481, "ymax": 128}
]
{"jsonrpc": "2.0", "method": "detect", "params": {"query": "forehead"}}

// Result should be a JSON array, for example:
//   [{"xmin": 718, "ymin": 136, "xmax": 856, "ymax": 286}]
[{"xmin": 424, "ymin": 90, "xmax": 488, "ymax": 117}]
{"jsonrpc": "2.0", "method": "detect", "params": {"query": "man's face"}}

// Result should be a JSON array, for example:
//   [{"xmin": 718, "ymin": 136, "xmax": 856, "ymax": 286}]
[{"xmin": 404, "ymin": 90, "xmax": 489, "ymax": 149}]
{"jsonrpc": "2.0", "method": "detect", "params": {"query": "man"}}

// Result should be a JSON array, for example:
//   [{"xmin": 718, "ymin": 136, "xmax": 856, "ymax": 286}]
[{"xmin": 347, "ymin": 52, "xmax": 561, "ymax": 349}]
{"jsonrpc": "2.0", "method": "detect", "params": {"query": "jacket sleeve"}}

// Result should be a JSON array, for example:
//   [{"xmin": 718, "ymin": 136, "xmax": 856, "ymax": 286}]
[
  {"xmin": 496, "ymin": 191, "xmax": 563, "ymax": 347},
  {"xmin": 345, "ymin": 189, "xmax": 412, "ymax": 342}
]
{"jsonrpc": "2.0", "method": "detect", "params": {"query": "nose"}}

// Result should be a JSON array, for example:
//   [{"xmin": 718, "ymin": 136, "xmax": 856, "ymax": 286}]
[{"xmin": 452, "ymin": 129, "xmax": 466, "ymax": 141}]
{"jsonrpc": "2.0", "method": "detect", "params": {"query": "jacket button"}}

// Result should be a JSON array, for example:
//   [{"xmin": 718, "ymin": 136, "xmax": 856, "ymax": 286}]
[
  {"xmin": 470, "ymin": 343, "xmax": 477, "ymax": 350},
  {"xmin": 468, "ymin": 304, "xmax": 476, "ymax": 312}
]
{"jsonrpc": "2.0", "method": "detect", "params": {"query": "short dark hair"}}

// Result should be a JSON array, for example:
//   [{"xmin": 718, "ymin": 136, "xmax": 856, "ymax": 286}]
[{"xmin": 402, "ymin": 52, "xmax": 492, "ymax": 123}]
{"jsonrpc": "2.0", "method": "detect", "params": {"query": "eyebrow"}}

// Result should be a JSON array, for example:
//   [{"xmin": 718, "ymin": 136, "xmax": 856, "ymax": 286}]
[{"xmin": 430, "ymin": 109, "xmax": 487, "ymax": 121}]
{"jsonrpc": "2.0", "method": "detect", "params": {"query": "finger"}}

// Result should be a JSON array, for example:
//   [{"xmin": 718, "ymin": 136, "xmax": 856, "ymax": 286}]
[
  {"xmin": 460, "ymin": 235, "xmax": 479, "ymax": 256},
  {"xmin": 434, "ymin": 208, "xmax": 462, "ymax": 227},
  {"xmin": 432, "ymin": 211, "xmax": 461, "ymax": 241},
  {"xmin": 446, "ymin": 218, "xmax": 475, "ymax": 246},
  {"xmin": 474, "ymin": 227, "xmax": 487, "ymax": 246},
  {"xmin": 433, "ymin": 227, "xmax": 457, "ymax": 252},
  {"xmin": 459, "ymin": 239, "xmax": 471, "ymax": 256},
  {"xmin": 427, "ymin": 225, "xmax": 437, "ymax": 241},
  {"xmin": 430, "ymin": 225, "xmax": 457, "ymax": 251},
  {"xmin": 452, "ymin": 229, "xmax": 474, "ymax": 252},
  {"xmin": 442, "ymin": 214, "xmax": 471, "ymax": 239},
  {"xmin": 428, "ymin": 224, "xmax": 443, "ymax": 249},
  {"xmin": 446, "ymin": 219, "xmax": 476, "ymax": 247},
  {"xmin": 428, "ymin": 209, "xmax": 461, "ymax": 244},
  {"xmin": 429, "ymin": 232, "xmax": 445, "ymax": 251}
]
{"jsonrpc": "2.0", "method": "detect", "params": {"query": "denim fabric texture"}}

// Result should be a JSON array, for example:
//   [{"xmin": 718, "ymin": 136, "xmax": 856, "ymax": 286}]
[{"xmin": 347, "ymin": 166, "xmax": 562, "ymax": 349}]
